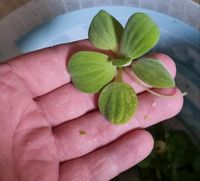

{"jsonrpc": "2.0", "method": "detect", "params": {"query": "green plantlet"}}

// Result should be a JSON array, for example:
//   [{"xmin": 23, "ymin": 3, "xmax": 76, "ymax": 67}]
[
  {"xmin": 67, "ymin": 10, "xmax": 175, "ymax": 124},
  {"xmin": 137, "ymin": 125, "xmax": 200, "ymax": 180}
]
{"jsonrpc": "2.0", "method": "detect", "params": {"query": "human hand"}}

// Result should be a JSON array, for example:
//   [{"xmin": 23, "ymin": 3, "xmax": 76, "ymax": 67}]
[{"xmin": 0, "ymin": 40, "xmax": 183, "ymax": 181}]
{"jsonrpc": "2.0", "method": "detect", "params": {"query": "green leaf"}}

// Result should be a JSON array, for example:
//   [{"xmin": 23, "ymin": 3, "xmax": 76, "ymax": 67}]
[
  {"xmin": 168, "ymin": 131, "xmax": 190, "ymax": 150},
  {"xmin": 98, "ymin": 82, "xmax": 138, "ymax": 124},
  {"xmin": 132, "ymin": 58, "xmax": 175, "ymax": 88},
  {"xmin": 89, "ymin": 10, "xmax": 123, "ymax": 52},
  {"xmin": 112, "ymin": 57, "xmax": 132, "ymax": 67},
  {"xmin": 154, "ymin": 140, "xmax": 167, "ymax": 154},
  {"xmin": 138, "ymin": 158, "xmax": 152, "ymax": 169},
  {"xmin": 193, "ymin": 155, "xmax": 200, "ymax": 172},
  {"xmin": 120, "ymin": 12, "xmax": 160, "ymax": 59},
  {"xmin": 67, "ymin": 51, "xmax": 116, "ymax": 93},
  {"xmin": 173, "ymin": 150, "xmax": 188, "ymax": 166}
]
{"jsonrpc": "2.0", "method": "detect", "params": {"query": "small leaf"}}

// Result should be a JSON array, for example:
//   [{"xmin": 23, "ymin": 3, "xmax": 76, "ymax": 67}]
[
  {"xmin": 154, "ymin": 140, "xmax": 167, "ymax": 154},
  {"xmin": 68, "ymin": 51, "xmax": 116, "ymax": 93},
  {"xmin": 132, "ymin": 58, "xmax": 175, "ymax": 88},
  {"xmin": 89, "ymin": 10, "xmax": 123, "ymax": 52},
  {"xmin": 112, "ymin": 57, "xmax": 132, "ymax": 67},
  {"xmin": 98, "ymin": 82, "xmax": 138, "ymax": 124},
  {"xmin": 120, "ymin": 12, "xmax": 160, "ymax": 59}
]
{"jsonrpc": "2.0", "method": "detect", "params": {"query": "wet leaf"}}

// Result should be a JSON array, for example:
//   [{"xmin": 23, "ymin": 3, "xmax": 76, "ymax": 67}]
[
  {"xmin": 98, "ymin": 82, "xmax": 138, "ymax": 124},
  {"xmin": 120, "ymin": 12, "xmax": 160, "ymax": 59},
  {"xmin": 89, "ymin": 10, "xmax": 123, "ymax": 52},
  {"xmin": 68, "ymin": 51, "xmax": 116, "ymax": 93},
  {"xmin": 132, "ymin": 58, "xmax": 175, "ymax": 88}
]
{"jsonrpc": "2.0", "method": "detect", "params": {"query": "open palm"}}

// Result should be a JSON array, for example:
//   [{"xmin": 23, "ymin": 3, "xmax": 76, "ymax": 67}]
[{"xmin": 0, "ymin": 40, "xmax": 183, "ymax": 181}]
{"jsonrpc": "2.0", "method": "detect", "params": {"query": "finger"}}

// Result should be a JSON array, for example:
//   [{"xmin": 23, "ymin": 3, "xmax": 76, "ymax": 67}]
[
  {"xmin": 6, "ymin": 40, "xmax": 96, "ymax": 98},
  {"xmin": 36, "ymin": 53, "xmax": 176, "ymax": 126},
  {"xmin": 36, "ymin": 83, "xmax": 97, "ymax": 126},
  {"xmin": 11, "ymin": 101, "xmax": 59, "ymax": 181},
  {"xmin": 59, "ymin": 130, "xmax": 153, "ymax": 181},
  {"xmin": 53, "ymin": 88, "xmax": 183, "ymax": 161}
]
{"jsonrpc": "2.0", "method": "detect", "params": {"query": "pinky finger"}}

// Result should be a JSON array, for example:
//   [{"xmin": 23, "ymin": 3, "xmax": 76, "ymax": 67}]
[{"xmin": 59, "ymin": 130, "xmax": 153, "ymax": 181}]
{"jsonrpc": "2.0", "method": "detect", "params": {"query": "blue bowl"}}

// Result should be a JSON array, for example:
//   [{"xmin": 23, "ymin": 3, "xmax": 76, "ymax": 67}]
[{"xmin": 16, "ymin": 6, "xmax": 200, "ymax": 143}]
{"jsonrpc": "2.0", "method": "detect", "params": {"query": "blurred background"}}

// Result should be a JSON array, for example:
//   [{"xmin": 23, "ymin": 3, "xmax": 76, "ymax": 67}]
[
  {"xmin": 0, "ymin": 0, "xmax": 199, "ymax": 61},
  {"xmin": 0, "ymin": 0, "xmax": 200, "ymax": 181}
]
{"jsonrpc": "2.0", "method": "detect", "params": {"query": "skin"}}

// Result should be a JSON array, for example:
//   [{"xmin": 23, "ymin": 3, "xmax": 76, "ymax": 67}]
[{"xmin": 0, "ymin": 40, "xmax": 183, "ymax": 181}]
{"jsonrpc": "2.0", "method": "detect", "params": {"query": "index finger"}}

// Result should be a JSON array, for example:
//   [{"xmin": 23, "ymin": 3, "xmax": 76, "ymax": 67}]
[{"xmin": 6, "ymin": 40, "xmax": 97, "ymax": 98}]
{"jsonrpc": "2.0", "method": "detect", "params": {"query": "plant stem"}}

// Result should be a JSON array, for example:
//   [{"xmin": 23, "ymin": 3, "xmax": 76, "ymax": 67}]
[{"xmin": 115, "ymin": 68, "xmax": 123, "ymax": 82}]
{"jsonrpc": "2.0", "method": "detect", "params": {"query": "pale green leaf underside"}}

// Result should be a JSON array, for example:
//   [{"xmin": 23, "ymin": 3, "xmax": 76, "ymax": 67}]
[
  {"xmin": 89, "ymin": 10, "xmax": 123, "ymax": 52},
  {"xmin": 132, "ymin": 58, "xmax": 175, "ymax": 88},
  {"xmin": 112, "ymin": 57, "xmax": 132, "ymax": 67},
  {"xmin": 98, "ymin": 82, "xmax": 138, "ymax": 124},
  {"xmin": 120, "ymin": 12, "xmax": 160, "ymax": 59},
  {"xmin": 68, "ymin": 51, "xmax": 116, "ymax": 93}
]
